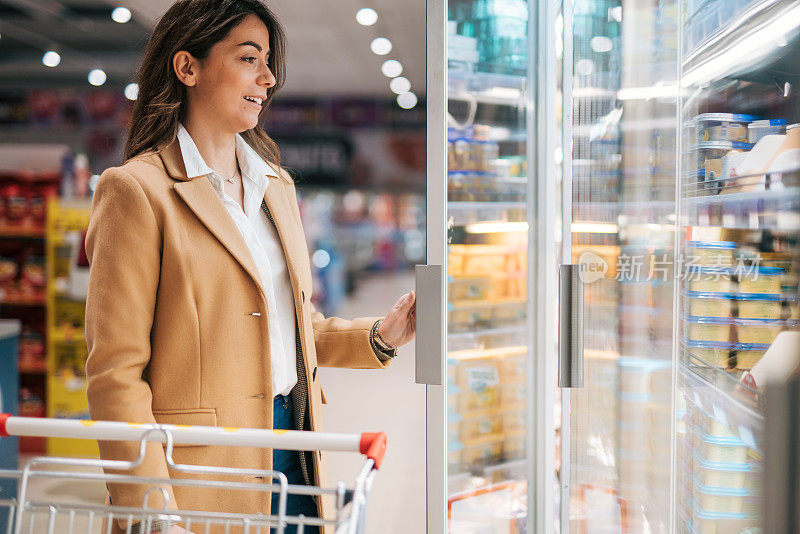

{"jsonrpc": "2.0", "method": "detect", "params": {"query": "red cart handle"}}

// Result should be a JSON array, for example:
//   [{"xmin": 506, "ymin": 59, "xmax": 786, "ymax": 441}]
[{"xmin": 359, "ymin": 432, "xmax": 387, "ymax": 470}]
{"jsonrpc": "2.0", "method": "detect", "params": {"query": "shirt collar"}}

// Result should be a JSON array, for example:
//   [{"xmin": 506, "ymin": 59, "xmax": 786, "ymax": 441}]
[{"xmin": 176, "ymin": 123, "xmax": 279, "ymax": 192}]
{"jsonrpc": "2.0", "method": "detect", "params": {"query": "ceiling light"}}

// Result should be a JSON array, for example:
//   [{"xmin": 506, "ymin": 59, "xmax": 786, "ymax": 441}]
[
  {"xmin": 390, "ymin": 76, "xmax": 411, "ymax": 94},
  {"xmin": 111, "ymin": 7, "xmax": 132, "ymax": 23},
  {"xmin": 124, "ymin": 83, "xmax": 139, "ymax": 100},
  {"xmin": 88, "ymin": 69, "xmax": 107, "ymax": 86},
  {"xmin": 42, "ymin": 51, "xmax": 61, "ymax": 67},
  {"xmin": 381, "ymin": 60, "xmax": 403, "ymax": 78},
  {"xmin": 356, "ymin": 8, "xmax": 378, "ymax": 26},
  {"xmin": 370, "ymin": 37, "xmax": 392, "ymax": 55},
  {"xmin": 397, "ymin": 91, "xmax": 418, "ymax": 109}
]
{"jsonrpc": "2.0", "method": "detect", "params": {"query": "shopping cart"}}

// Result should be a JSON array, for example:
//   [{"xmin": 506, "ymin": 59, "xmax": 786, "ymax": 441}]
[{"xmin": 0, "ymin": 414, "xmax": 387, "ymax": 534}]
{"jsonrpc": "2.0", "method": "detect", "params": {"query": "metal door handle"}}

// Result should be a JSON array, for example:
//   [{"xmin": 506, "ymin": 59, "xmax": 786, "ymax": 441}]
[
  {"xmin": 415, "ymin": 264, "xmax": 445, "ymax": 385},
  {"xmin": 558, "ymin": 264, "xmax": 584, "ymax": 388}
]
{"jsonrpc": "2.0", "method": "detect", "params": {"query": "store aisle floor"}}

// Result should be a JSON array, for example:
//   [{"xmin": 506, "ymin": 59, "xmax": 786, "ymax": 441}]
[{"xmin": 319, "ymin": 270, "xmax": 426, "ymax": 534}]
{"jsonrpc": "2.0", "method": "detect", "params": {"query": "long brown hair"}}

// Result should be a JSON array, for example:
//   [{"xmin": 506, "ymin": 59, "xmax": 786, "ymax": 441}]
[{"xmin": 125, "ymin": 0, "xmax": 286, "ymax": 177}]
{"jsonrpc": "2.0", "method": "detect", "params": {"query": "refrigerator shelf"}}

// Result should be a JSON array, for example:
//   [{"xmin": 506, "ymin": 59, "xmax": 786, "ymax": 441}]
[
  {"xmin": 447, "ymin": 69, "xmax": 526, "ymax": 106},
  {"xmin": 447, "ymin": 325, "xmax": 526, "ymax": 341},
  {"xmin": 682, "ymin": 0, "xmax": 797, "ymax": 74},
  {"xmin": 679, "ymin": 352, "xmax": 764, "ymax": 454},
  {"xmin": 447, "ymin": 201, "xmax": 527, "ymax": 225}
]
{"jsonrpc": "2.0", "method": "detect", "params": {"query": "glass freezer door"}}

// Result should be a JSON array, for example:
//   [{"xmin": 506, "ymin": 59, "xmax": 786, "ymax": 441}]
[
  {"xmin": 561, "ymin": 0, "xmax": 679, "ymax": 532},
  {"xmin": 421, "ymin": 0, "xmax": 558, "ymax": 532}
]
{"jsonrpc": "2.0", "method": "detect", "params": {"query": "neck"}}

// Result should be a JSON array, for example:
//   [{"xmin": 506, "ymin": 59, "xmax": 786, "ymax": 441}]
[{"xmin": 182, "ymin": 114, "xmax": 238, "ymax": 177}]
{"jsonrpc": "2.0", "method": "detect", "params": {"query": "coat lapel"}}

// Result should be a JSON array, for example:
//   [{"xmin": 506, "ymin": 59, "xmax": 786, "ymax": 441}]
[
  {"xmin": 173, "ymin": 179, "xmax": 267, "ymax": 300},
  {"xmin": 159, "ymin": 138, "xmax": 267, "ymax": 300}
]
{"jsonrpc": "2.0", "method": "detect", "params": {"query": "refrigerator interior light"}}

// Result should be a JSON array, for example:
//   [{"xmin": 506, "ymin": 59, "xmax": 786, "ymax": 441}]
[
  {"xmin": 682, "ymin": 4, "xmax": 800, "ymax": 87},
  {"xmin": 482, "ymin": 87, "xmax": 521, "ymax": 100},
  {"xmin": 571, "ymin": 222, "xmax": 619, "ymax": 234},
  {"xmin": 617, "ymin": 83, "xmax": 682, "ymax": 101},
  {"xmin": 465, "ymin": 221, "xmax": 528, "ymax": 234}
]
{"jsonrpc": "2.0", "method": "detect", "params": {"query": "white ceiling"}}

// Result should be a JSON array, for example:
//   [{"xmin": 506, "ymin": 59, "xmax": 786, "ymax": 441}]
[{"xmin": 117, "ymin": 0, "xmax": 426, "ymax": 98}]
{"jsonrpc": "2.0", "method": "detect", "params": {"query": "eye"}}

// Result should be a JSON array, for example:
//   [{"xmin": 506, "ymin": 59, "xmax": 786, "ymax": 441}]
[{"xmin": 243, "ymin": 56, "xmax": 257, "ymax": 63}]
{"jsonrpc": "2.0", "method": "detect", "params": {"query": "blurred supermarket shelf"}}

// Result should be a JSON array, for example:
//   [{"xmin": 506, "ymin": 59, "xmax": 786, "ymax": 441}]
[
  {"xmin": 447, "ymin": 325, "xmax": 526, "ymax": 341},
  {"xmin": 681, "ymin": 185, "xmax": 800, "ymax": 231},
  {"xmin": 447, "ymin": 70, "xmax": 527, "ymax": 106},
  {"xmin": 447, "ymin": 201, "xmax": 527, "ymax": 226}
]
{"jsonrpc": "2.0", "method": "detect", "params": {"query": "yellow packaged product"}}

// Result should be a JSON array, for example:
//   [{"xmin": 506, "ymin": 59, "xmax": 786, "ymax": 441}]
[
  {"xmin": 497, "ymin": 350, "xmax": 526, "ymax": 382},
  {"xmin": 687, "ymin": 295, "xmax": 732, "ymax": 317},
  {"xmin": 500, "ymin": 382, "xmax": 525, "ymax": 409},
  {"xmin": 459, "ymin": 436, "xmax": 503, "ymax": 466},
  {"xmin": 687, "ymin": 347, "xmax": 731, "ymax": 368},
  {"xmin": 457, "ymin": 414, "xmax": 503, "ymax": 441},
  {"xmin": 448, "ymin": 276, "xmax": 492, "ymax": 301},
  {"xmin": 738, "ymin": 266, "xmax": 783, "ymax": 294},
  {"xmin": 452, "ymin": 357, "xmax": 501, "ymax": 412},
  {"xmin": 686, "ymin": 318, "xmax": 731, "ymax": 343},
  {"xmin": 735, "ymin": 321, "xmax": 782, "ymax": 345},
  {"xmin": 501, "ymin": 410, "xmax": 525, "ymax": 434},
  {"xmin": 689, "ymin": 273, "xmax": 732, "ymax": 293},
  {"xmin": 686, "ymin": 241, "xmax": 735, "ymax": 267},
  {"xmin": 734, "ymin": 349, "xmax": 766, "ymax": 370},
  {"xmin": 737, "ymin": 298, "xmax": 782, "ymax": 319}
]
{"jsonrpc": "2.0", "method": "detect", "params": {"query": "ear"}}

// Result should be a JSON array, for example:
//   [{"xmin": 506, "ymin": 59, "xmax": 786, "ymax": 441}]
[{"xmin": 173, "ymin": 50, "xmax": 199, "ymax": 87}]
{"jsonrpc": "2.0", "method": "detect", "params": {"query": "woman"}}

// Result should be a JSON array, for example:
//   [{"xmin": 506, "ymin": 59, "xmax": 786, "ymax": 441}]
[{"xmin": 84, "ymin": 1, "xmax": 416, "ymax": 533}]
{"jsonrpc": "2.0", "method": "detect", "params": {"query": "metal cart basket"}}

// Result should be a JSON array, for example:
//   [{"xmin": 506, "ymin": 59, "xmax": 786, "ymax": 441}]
[{"xmin": 0, "ymin": 414, "xmax": 387, "ymax": 534}]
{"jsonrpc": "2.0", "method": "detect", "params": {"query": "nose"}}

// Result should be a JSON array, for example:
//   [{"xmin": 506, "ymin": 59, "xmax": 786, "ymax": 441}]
[{"xmin": 258, "ymin": 64, "xmax": 276, "ymax": 89}]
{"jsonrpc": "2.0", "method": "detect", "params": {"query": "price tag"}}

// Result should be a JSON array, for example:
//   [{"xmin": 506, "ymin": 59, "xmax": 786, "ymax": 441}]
[
  {"xmin": 712, "ymin": 405, "xmax": 728, "ymax": 429},
  {"xmin": 739, "ymin": 425, "xmax": 757, "ymax": 450}
]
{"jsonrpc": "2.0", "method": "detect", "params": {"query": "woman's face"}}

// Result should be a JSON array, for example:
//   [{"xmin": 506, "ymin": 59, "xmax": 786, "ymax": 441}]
[{"xmin": 177, "ymin": 15, "xmax": 276, "ymax": 132}]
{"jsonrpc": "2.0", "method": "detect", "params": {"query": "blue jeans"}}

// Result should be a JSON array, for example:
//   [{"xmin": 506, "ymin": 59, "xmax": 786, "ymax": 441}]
[{"xmin": 270, "ymin": 394, "xmax": 319, "ymax": 534}]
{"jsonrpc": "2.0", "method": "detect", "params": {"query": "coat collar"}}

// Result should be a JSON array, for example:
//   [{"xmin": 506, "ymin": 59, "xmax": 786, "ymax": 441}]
[{"xmin": 160, "ymin": 134, "xmax": 301, "ymax": 303}]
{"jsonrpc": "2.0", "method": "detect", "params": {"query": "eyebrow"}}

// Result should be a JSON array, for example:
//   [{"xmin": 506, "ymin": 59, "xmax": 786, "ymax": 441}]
[{"xmin": 236, "ymin": 41, "xmax": 270, "ymax": 54}]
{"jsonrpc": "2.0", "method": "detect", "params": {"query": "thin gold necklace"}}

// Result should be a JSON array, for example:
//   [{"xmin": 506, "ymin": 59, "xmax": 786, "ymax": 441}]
[{"xmin": 220, "ymin": 156, "xmax": 241, "ymax": 183}]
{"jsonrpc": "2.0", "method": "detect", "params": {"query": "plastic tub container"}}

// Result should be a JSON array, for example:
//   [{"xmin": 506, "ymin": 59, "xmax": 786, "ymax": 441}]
[
  {"xmin": 695, "ymin": 114, "xmax": 758, "ymax": 143},
  {"xmin": 686, "ymin": 241, "xmax": 736, "ymax": 267},
  {"xmin": 733, "ymin": 345, "xmax": 769, "ymax": 369},
  {"xmin": 686, "ymin": 292, "xmax": 734, "ymax": 317},
  {"xmin": 694, "ymin": 452, "xmax": 751, "ymax": 488},
  {"xmin": 687, "ymin": 347, "xmax": 732, "ymax": 368},
  {"xmin": 689, "ymin": 505, "xmax": 757, "ymax": 534},
  {"xmin": 738, "ymin": 266, "xmax": 784, "ymax": 294},
  {"xmin": 748, "ymin": 119, "xmax": 788, "ymax": 143},
  {"xmin": 500, "ymin": 382, "xmax": 524, "ymax": 408},
  {"xmin": 686, "ymin": 316, "xmax": 733, "ymax": 343},
  {"xmin": 688, "ymin": 268, "xmax": 733, "ymax": 293},
  {"xmin": 692, "ymin": 477, "xmax": 749, "ymax": 514},
  {"xmin": 497, "ymin": 351, "xmax": 526, "ymax": 381},
  {"xmin": 735, "ymin": 318, "xmax": 783, "ymax": 344},
  {"xmin": 694, "ymin": 427, "xmax": 749, "ymax": 464},
  {"xmin": 737, "ymin": 296, "xmax": 783, "ymax": 319}
]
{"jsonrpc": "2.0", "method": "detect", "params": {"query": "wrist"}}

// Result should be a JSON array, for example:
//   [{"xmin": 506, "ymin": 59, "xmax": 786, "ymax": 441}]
[{"xmin": 375, "ymin": 320, "xmax": 395, "ymax": 350}]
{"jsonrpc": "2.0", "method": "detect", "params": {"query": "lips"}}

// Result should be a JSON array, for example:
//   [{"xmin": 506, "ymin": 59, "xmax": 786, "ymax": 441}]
[{"xmin": 243, "ymin": 95, "xmax": 264, "ymax": 106}]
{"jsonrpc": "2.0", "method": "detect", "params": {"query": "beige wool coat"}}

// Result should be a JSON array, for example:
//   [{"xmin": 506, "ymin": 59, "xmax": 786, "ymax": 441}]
[{"xmin": 84, "ymin": 136, "xmax": 391, "ymax": 533}]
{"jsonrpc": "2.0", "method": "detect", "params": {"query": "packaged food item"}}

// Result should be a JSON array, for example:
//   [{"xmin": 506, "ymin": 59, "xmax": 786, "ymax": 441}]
[
  {"xmin": 497, "ymin": 351, "xmax": 526, "ymax": 382},
  {"xmin": 738, "ymin": 266, "xmax": 783, "ymax": 294},
  {"xmin": 734, "ymin": 345, "xmax": 769, "ymax": 369},
  {"xmin": 738, "ymin": 297, "xmax": 782, "ymax": 319},
  {"xmin": 454, "ymin": 358, "xmax": 500, "ymax": 411},
  {"xmin": 4, "ymin": 184, "xmax": 28, "ymax": 226},
  {"xmin": 501, "ymin": 410, "xmax": 525, "ymax": 434},
  {"xmin": 20, "ymin": 256, "xmax": 45, "ymax": 293},
  {"xmin": 695, "ymin": 114, "xmax": 757, "ymax": 143},
  {"xmin": 448, "ymin": 301, "xmax": 493, "ymax": 331},
  {"xmin": 459, "ymin": 436, "xmax": 503, "ymax": 466},
  {"xmin": 687, "ymin": 267, "xmax": 732, "ymax": 292},
  {"xmin": 692, "ymin": 478, "xmax": 749, "ymax": 514},
  {"xmin": 686, "ymin": 293, "xmax": 733, "ymax": 317},
  {"xmin": 686, "ymin": 241, "xmax": 736, "ymax": 267},
  {"xmin": 448, "ymin": 275, "xmax": 492, "ymax": 301},
  {"xmin": 457, "ymin": 413, "xmax": 503, "ymax": 441},
  {"xmin": 694, "ymin": 427, "xmax": 748, "ymax": 464},
  {"xmin": 748, "ymin": 119, "xmax": 787, "ymax": 143},
  {"xmin": 499, "ymin": 382, "xmax": 524, "ymax": 408},
  {"xmin": 735, "ymin": 319, "xmax": 783, "ymax": 345},
  {"xmin": 686, "ymin": 316, "xmax": 732, "ymax": 343},
  {"xmin": 690, "ymin": 506, "xmax": 757, "ymax": 534},
  {"xmin": 693, "ymin": 452, "xmax": 751, "ymax": 488},
  {"xmin": 687, "ymin": 347, "xmax": 732, "ymax": 368}
]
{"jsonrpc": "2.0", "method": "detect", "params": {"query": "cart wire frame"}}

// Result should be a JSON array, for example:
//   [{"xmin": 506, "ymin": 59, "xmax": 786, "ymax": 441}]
[{"xmin": 0, "ymin": 414, "xmax": 387, "ymax": 534}]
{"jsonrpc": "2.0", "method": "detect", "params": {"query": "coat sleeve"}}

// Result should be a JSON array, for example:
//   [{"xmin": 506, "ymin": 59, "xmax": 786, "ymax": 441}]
[
  {"xmin": 84, "ymin": 167, "xmax": 177, "ymax": 525},
  {"xmin": 278, "ymin": 168, "xmax": 393, "ymax": 370},
  {"xmin": 308, "ymin": 302, "xmax": 392, "ymax": 369}
]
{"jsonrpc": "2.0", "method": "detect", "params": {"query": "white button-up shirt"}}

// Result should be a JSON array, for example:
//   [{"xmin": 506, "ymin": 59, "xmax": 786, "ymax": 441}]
[{"xmin": 176, "ymin": 124, "xmax": 298, "ymax": 397}]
